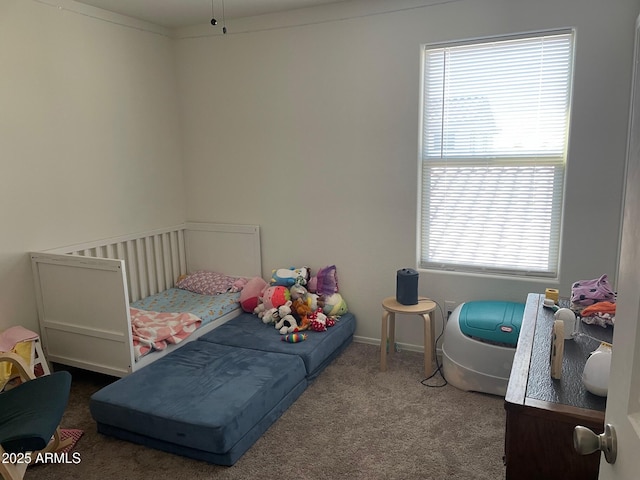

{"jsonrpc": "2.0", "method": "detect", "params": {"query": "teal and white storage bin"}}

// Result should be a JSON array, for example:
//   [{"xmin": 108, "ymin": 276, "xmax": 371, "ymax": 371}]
[{"xmin": 442, "ymin": 301, "xmax": 525, "ymax": 396}]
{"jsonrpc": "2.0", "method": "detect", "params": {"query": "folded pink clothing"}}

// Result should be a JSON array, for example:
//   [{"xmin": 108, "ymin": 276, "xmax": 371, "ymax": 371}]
[
  {"xmin": 571, "ymin": 274, "xmax": 616, "ymax": 307},
  {"xmin": 0, "ymin": 326, "xmax": 39, "ymax": 352}
]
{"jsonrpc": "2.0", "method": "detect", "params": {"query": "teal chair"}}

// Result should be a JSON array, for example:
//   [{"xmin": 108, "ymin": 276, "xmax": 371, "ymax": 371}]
[{"xmin": 0, "ymin": 352, "xmax": 72, "ymax": 480}]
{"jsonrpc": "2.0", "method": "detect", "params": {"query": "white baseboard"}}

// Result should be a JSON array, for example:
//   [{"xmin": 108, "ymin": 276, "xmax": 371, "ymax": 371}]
[{"xmin": 353, "ymin": 335, "xmax": 443, "ymax": 357}]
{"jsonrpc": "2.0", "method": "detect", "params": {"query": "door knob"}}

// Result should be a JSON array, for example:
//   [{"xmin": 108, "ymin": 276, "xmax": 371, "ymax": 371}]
[{"xmin": 573, "ymin": 423, "xmax": 617, "ymax": 464}]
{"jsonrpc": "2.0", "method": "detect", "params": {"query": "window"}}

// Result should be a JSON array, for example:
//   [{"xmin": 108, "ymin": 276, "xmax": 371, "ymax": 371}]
[{"xmin": 419, "ymin": 31, "xmax": 574, "ymax": 277}]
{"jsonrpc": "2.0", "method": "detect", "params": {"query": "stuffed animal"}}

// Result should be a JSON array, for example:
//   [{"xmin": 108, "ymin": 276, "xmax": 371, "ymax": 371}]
[
  {"xmin": 323, "ymin": 292, "xmax": 348, "ymax": 317},
  {"xmin": 232, "ymin": 277, "xmax": 249, "ymax": 291},
  {"xmin": 253, "ymin": 303, "xmax": 266, "ymax": 319},
  {"xmin": 307, "ymin": 265, "xmax": 339, "ymax": 296},
  {"xmin": 281, "ymin": 333, "xmax": 307, "ymax": 343},
  {"xmin": 261, "ymin": 285, "xmax": 291, "ymax": 311},
  {"xmin": 291, "ymin": 298, "xmax": 313, "ymax": 322},
  {"xmin": 308, "ymin": 309, "xmax": 329, "ymax": 332},
  {"xmin": 288, "ymin": 282, "xmax": 319, "ymax": 311},
  {"xmin": 298, "ymin": 315, "xmax": 311, "ymax": 331},
  {"xmin": 290, "ymin": 298, "xmax": 312, "ymax": 331},
  {"xmin": 289, "ymin": 283, "xmax": 308, "ymax": 301},
  {"xmin": 302, "ymin": 292, "xmax": 323, "ymax": 312},
  {"xmin": 274, "ymin": 301, "xmax": 299, "ymax": 334},
  {"xmin": 262, "ymin": 307, "xmax": 280, "ymax": 325},
  {"xmin": 270, "ymin": 267, "xmax": 310, "ymax": 287},
  {"xmin": 240, "ymin": 276, "xmax": 268, "ymax": 312}
]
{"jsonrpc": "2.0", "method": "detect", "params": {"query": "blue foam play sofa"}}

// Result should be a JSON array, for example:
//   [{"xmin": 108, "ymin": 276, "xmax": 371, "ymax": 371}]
[{"xmin": 90, "ymin": 312, "xmax": 356, "ymax": 466}]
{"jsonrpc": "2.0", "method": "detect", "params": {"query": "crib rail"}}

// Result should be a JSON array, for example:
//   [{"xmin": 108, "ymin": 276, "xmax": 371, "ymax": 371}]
[
  {"xmin": 40, "ymin": 222, "xmax": 262, "ymax": 304},
  {"xmin": 46, "ymin": 225, "xmax": 187, "ymax": 303}
]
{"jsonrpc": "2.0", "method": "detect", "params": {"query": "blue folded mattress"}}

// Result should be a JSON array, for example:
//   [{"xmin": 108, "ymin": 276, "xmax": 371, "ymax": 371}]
[
  {"xmin": 197, "ymin": 312, "xmax": 356, "ymax": 380},
  {"xmin": 90, "ymin": 341, "xmax": 307, "ymax": 466}
]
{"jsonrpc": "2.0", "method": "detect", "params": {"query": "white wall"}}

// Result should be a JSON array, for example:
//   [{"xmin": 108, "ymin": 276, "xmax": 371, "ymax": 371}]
[
  {"xmin": 0, "ymin": 0, "xmax": 185, "ymax": 332},
  {"xmin": 2, "ymin": 0, "xmax": 636, "ymax": 353},
  {"xmin": 175, "ymin": 0, "xmax": 639, "ymax": 349}
]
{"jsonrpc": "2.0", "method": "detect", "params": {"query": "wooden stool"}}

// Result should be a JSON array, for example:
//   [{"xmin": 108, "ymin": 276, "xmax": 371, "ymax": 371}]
[{"xmin": 380, "ymin": 296, "xmax": 437, "ymax": 376}]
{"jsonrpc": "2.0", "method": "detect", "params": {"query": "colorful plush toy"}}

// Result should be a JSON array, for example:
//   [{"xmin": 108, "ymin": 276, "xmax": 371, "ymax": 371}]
[
  {"xmin": 281, "ymin": 333, "xmax": 307, "ymax": 343},
  {"xmin": 270, "ymin": 267, "xmax": 310, "ymax": 287},
  {"xmin": 323, "ymin": 292, "xmax": 348, "ymax": 317},
  {"xmin": 240, "ymin": 276, "xmax": 268, "ymax": 312},
  {"xmin": 307, "ymin": 265, "xmax": 339, "ymax": 296},
  {"xmin": 261, "ymin": 285, "xmax": 291, "ymax": 311},
  {"xmin": 287, "ymin": 282, "xmax": 324, "ymax": 312},
  {"xmin": 308, "ymin": 309, "xmax": 329, "ymax": 332},
  {"xmin": 274, "ymin": 301, "xmax": 299, "ymax": 334}
]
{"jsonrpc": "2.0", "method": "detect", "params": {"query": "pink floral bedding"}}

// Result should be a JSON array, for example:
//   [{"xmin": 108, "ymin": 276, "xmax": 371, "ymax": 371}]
[{"xmin": 131, "ymin": 307, "xmax": 202, "ymax": 360}]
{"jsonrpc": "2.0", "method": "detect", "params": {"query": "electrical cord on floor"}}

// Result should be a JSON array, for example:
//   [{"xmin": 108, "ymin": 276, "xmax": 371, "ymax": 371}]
[{"xmin": 419, "ymin": 299, "xmax": 448, "ymax": 388}]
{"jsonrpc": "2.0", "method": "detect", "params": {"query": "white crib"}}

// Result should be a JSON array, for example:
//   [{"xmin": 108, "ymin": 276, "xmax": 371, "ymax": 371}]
[{"xmin": 30, "ymin": 222, "xmax": 261, "ymax": 377}]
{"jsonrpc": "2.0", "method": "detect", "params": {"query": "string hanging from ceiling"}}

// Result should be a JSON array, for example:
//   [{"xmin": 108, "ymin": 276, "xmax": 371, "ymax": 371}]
[{"xmin": 210, "ymin": 0, "xmax": 227, "ymax": 33}]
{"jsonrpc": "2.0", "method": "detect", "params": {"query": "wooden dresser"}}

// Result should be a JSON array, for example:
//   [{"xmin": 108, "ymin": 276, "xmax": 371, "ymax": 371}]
[{"xmin": 504, "ymin": 293, "xmax": 613, "ymax": 480}]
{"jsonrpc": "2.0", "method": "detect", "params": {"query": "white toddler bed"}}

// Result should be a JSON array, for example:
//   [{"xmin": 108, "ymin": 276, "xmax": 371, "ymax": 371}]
[{"xmin": 30, "ymin": 222, "xmax": 261, "ymax": 377}]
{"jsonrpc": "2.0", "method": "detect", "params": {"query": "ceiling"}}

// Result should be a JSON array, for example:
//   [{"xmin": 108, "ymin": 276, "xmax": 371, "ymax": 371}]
[{"xmin": 73, "ymin": 0, "xmax": 354, "ymax": 29}]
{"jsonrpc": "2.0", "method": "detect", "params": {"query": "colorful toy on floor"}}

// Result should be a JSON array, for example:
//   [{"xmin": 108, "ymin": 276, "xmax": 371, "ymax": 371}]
[{"xmin": 281, "ymin": 333, "xmax": 307, "ymax": 343}]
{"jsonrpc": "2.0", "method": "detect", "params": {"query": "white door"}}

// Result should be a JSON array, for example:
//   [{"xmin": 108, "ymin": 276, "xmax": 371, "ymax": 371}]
[{"xmin": 597, "ymin": 13, "xmax": 640, "ymax": 480}]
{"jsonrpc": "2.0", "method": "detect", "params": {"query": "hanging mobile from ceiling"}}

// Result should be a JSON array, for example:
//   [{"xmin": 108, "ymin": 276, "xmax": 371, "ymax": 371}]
[{"xmin": 210, "ymin": 0, "xmax": 227, "ymax": 33}]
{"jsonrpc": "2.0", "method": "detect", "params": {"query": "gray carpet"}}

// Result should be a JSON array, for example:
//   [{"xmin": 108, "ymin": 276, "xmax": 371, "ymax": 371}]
[{"xmin": 25, "ymin": 343, "xmax": 506, "ymax": 479}]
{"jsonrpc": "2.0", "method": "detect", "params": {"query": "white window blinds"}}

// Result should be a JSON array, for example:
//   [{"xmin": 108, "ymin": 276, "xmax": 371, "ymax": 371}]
[{"xmin": 419, "ymin": 32, "xmax": 574, "ymax": 277}]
